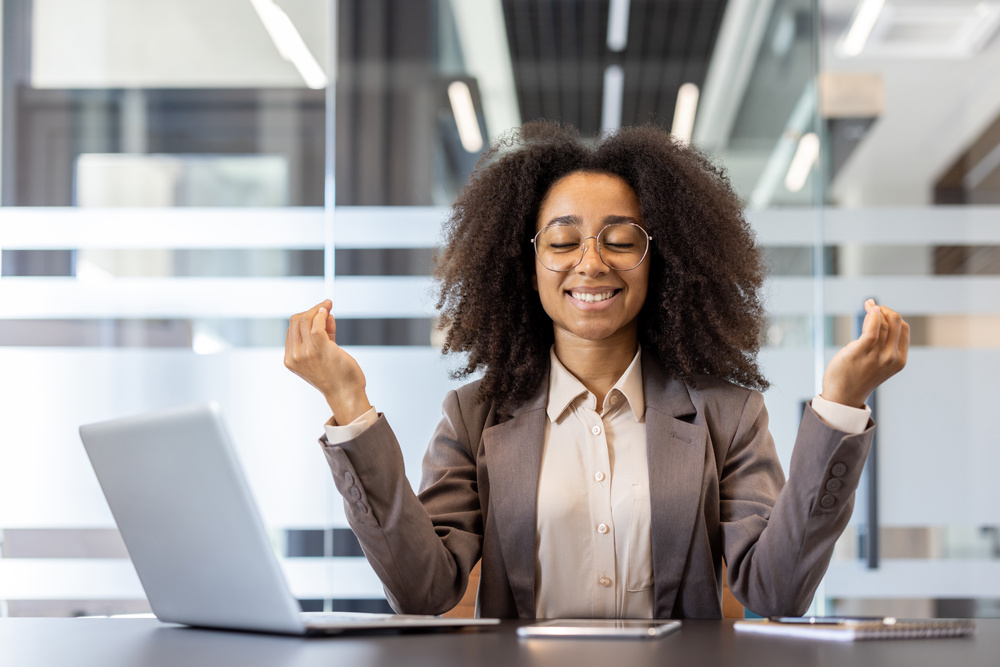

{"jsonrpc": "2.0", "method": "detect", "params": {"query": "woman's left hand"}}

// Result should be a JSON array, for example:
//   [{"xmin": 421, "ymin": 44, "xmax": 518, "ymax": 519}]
[{"xmin": 821, "ymin": 299, "xmax": 910, "ymax": 408}]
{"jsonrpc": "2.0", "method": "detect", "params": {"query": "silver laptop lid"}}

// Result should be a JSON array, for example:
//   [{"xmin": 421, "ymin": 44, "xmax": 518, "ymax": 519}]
[{"xmin": 80, "ymin": 403, "xmax": 306, "ymax": 634}]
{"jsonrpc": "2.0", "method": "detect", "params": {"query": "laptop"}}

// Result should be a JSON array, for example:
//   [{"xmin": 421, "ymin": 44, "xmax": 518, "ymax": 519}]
[{"xmin": 79, "ymin": 402, "xmax": 499, "ymax": 635}]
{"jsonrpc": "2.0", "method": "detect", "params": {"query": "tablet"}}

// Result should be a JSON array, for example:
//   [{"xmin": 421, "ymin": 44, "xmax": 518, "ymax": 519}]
[{"xmin": 517, "ymin": 619, "xmax": 682, "ymax": 639}]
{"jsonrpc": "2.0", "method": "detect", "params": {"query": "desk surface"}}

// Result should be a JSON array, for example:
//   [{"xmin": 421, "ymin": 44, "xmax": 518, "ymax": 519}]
[{"xmin": 2, "ymin": 618, "xmax": 998, "ymax": 667}]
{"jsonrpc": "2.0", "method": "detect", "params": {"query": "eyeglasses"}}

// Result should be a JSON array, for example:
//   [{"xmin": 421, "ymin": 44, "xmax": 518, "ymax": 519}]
[{"xmin": 531, "ymin": 222, "xmax": 653, "ymax": 272}]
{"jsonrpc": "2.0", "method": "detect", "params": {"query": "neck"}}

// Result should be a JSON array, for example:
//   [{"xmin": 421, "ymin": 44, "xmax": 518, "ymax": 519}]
[{"xmin": 553, "ymin": 327, "xmax": 639, "ymax": 406}]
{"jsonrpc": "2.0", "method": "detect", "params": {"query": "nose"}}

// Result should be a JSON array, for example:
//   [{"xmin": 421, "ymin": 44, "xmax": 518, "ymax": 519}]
[{"xmin": 576, "ymin": 236, "xmax": 609, "ymax": 275}]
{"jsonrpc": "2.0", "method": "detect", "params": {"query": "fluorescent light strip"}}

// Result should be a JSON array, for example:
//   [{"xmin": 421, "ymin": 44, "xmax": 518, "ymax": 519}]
[
  {"xmin": 750, "ymin": 82, "xmax": 815, "ymax": 207},
  {"xmin": 606, "ymin": 0, "xmax": 631, "ymax": 52},
  {"xmin": 601, "ymin": 65, "xmax": 625, "ymax": 133},
  {"xmin": 447, "ymin": 81, "xmax": 484, "ymax": 153},
  {"xmin": 250, "ymin": 0, "xmax": 329, "ymax": 89},
  {"xmin": 784, "ymin": 132, "xmax": 820, "ymax": 192},
  {"xmin": 841, "ymin": 0, "xmax": 885, "ymax": 57},
  {"xmin": 671, "ymin": 83, "xmax": 700, "ymax": 144}
]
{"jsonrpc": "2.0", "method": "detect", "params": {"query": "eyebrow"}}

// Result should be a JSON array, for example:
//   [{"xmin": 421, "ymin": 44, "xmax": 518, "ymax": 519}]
[{"xmin": 544, "ymin": 214, "xmax": 639, "ymax": 227}]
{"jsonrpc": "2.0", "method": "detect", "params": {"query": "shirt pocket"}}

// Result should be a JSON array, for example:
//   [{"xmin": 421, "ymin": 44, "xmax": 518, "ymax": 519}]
[{"xmin": 626, "ymin": 483, "xmax": 654, "ymax": 592}]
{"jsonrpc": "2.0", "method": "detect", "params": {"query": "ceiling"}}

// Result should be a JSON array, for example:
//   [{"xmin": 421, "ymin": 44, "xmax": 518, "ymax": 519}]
[
  {"xmin": 500, "ymin": 0, "xmax": 727, "ymax": 134},
  {"xmin": 820, "ymin": 0, "xmax": 1000, "ymax": 206}
]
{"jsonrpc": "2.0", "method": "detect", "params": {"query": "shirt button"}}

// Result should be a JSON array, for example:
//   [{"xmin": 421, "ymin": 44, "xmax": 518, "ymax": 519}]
[
  {"xmin": 597, "ymin": 522, "xmax": 609, "ymax": 534},
  {"xmin": 591, "ymin": 424, "xmax": 602, "ymax": 436},
  {"xmin": 598, "ymin": 576, "xmax": 613, "ymax": 588},
  {"xmin": 609, "ymin": 395, "xmax": 619, "ymax": 405},
  {"xmin": 594, "ymin": 472, "xmax": 606, "ymax": 482}
]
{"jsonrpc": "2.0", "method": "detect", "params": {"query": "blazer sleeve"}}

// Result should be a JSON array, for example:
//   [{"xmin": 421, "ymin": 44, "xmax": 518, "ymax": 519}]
[
  {"xmin": 318, "ymin": 389, "xmax": 484, "ymax": 615},
  {"xmin": 720, "ymin": 393, "xmax": 873, "ymax": 617}
]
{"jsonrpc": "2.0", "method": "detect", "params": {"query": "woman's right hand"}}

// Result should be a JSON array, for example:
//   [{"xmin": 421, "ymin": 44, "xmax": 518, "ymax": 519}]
[{"xmin": 284, "ymin": 299, "xmax": 373, "ymax": 424}]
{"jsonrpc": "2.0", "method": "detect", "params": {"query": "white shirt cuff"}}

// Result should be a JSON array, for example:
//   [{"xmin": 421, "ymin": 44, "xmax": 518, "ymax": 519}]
[
  {"xmin": 811, "ymin": 395, "xmax": 871, "ymax": 434},
  {"xmin": 323, "ymin": 406, "xmax": 378, "ymax": 444}
]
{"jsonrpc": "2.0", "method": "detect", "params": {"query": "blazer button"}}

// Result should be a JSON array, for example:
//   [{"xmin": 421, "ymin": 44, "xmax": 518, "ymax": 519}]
[
  {"xmin": 820, "ymin": 494, "xmax": 837, "ymax": 509},
  {"xmin": 356, "ymin": 501, "xmax": 369, "ymax": 514},
  {"xmin": 825, "ymin": 478, "xmax": 843, "ymax": 492},
  {"xmin": 344, "ymin": 471, "xmax": 356, "ymax": 485},
  {"xmin": 830, "ymin": 462, "xmax": 848, "ymax": 477},
  {"xmin": 351, "ymin": 486, "xmax": 362, "ymax": 500}
]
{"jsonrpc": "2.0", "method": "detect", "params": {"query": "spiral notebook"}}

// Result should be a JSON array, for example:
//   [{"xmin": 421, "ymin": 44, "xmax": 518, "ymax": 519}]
[{"xmin": 734, "ymin": 617, "xmax": 976, "ymax": 642}]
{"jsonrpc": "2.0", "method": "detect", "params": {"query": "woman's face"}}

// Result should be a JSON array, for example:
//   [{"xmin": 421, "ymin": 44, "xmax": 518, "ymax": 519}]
[{"xmin": 532, "ymin": 171, "xmax": 650, "ymax": 348}]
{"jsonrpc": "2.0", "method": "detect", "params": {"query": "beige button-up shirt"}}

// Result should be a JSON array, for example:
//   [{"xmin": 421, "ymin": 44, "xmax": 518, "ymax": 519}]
[{"xmin": 534, "ymin": 347, "xmax": 652, "ymax": 618}]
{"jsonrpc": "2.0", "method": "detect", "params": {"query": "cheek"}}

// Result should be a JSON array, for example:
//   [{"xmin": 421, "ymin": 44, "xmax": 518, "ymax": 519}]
[{"xmin": 632, "ymin": 269, "xmax": 651, "ymax": 305}]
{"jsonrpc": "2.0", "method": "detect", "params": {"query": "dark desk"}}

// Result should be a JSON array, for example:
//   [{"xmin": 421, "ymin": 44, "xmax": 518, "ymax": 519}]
[{"xmin": 2, "ymin": 618, "xmax": 998, "ymax": 667}]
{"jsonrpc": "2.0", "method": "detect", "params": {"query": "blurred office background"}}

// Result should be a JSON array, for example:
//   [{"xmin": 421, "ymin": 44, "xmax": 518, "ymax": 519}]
[{"xmin": 0, "ymin": 0, "xmax": 998, "ymax": 618}]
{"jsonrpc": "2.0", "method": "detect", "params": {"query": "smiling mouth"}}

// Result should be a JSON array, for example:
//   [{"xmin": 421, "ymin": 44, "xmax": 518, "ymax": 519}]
[{"xmin": 569, "ymin": 289, "xmax": 620, "ymax": 303}]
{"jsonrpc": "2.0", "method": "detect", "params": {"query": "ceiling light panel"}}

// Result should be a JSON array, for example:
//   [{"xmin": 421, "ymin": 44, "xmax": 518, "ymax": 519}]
[{"xmin": 838, "ymin": 1, "xmax": 1000, "ymax": 59}]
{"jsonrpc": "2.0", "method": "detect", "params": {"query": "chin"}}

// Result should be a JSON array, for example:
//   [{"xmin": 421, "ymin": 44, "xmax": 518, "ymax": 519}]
[{"xmin": 564, "ymin": 324, "xmax": 628, "ymax": 343}]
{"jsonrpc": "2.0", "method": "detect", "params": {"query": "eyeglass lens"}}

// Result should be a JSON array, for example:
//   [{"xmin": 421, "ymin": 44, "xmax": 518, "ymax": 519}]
[{"xmin": 534, "ymin": 223, "xmax": 649, "ymax": 271}]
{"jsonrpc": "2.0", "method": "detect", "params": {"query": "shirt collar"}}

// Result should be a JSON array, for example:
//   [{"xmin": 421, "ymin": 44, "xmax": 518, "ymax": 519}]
[{"xmin": 546, "ymin": 346, "xmax": 645, "ymax": 423}]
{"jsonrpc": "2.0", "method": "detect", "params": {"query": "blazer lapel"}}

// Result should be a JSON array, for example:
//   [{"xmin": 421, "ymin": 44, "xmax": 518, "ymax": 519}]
[
  {"xmin": 642, "ymin": 356, "xmax": 710, "ymax": 618},
  {"xmin": 481, "ymin": 381, "xmax": 548, "ymax": 618}
]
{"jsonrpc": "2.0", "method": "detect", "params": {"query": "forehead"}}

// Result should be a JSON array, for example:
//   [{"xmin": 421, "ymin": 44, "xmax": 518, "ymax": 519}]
[{"xmin": 536, "ymin": 172, "xmax": 640, "ymax": 230}]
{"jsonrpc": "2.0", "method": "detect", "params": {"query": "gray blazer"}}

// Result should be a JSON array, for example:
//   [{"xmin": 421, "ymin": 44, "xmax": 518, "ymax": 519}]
[{"xmin": 321, "ymin": 353, "xmax": 874, "ymax": 619}]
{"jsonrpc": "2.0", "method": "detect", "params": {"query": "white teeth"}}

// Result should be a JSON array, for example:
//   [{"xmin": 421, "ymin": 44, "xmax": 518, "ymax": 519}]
[{"xmin": 571, "ymin": 291, "xmax": 615, "ymax": 303}]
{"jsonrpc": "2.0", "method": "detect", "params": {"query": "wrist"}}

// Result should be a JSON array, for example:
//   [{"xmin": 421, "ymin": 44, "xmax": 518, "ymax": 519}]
[
  {"xmin": 326, "ymin": 390, "xmax": 372, "ymax": 425},
  {"xmin": 819, "ymin": 391, "xmax": 865, "ymax": 409}
]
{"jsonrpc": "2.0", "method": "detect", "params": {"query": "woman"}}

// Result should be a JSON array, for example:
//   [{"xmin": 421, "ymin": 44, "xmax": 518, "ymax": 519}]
[{"xmin": 285, "ymin": 122, "xmax": 908, "ymax": 619}]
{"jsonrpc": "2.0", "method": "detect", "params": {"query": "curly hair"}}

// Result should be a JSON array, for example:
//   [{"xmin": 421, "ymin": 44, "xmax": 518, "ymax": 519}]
[{"xmin": 434, "ymin": 120, "xmax": 768, "ymax": 419}]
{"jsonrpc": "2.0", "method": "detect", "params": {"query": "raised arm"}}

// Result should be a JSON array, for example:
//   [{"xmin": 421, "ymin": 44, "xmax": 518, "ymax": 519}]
[{"xmin": 723, "ymin": 300, "xmax": 909, "ymax": 616}]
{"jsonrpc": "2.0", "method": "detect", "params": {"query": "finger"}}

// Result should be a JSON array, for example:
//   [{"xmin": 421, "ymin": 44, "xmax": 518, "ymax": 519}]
[
  {"xmin": 881, "ymin": 305, "xmax": 904, "ymax": 351},
  {"xmin": 299, "ymin": 308, "xmax": 317, "ymax": 351},
  {"xmin": 325, "ymin": 308, "xmax": 337, "ymax": 339},
  {"xmin": 859, "ymin": 300, "xmax": 886, "ymax": 350},
  {"xmin": 881, "ymin": 306, "xmax": 907, "ymax": 369},
  {"xmin": 289, "ymin": 301, "xmax": 327, "ymax": 343},
  {"xmin": 871, "ymin": 303, "xmax": 891, "ymax": 349},
  {"xmin": 321, "ymin": 301, "xmax": 336, "ymax": 336},
  {"xmin": 286, "ymin": 313, "xmax": 311, "ymax": 367},
  {"xmin": 307, "ymin": 301, "xmax": 333, "ymax": 343},
  {"xmin": 898, "ymin": 319, "xmax": 911, "ymax": 365},
  {"xmin": 310, "ymin": 306, "xmax": 331, "ymax": 340},
  {"xmin": 287, "ymin": 313, "xmax": 305, "ymax": 347}
]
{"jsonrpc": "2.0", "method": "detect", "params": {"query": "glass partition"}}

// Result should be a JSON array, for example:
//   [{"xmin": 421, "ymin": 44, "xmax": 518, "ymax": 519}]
[
  {"xmin": 0, "ymin": 0, "xmax": 341, "ymax": 616},
  {"xmin": 817, "ymin": 0, "xmax": 1000, "ymax": 620}
]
